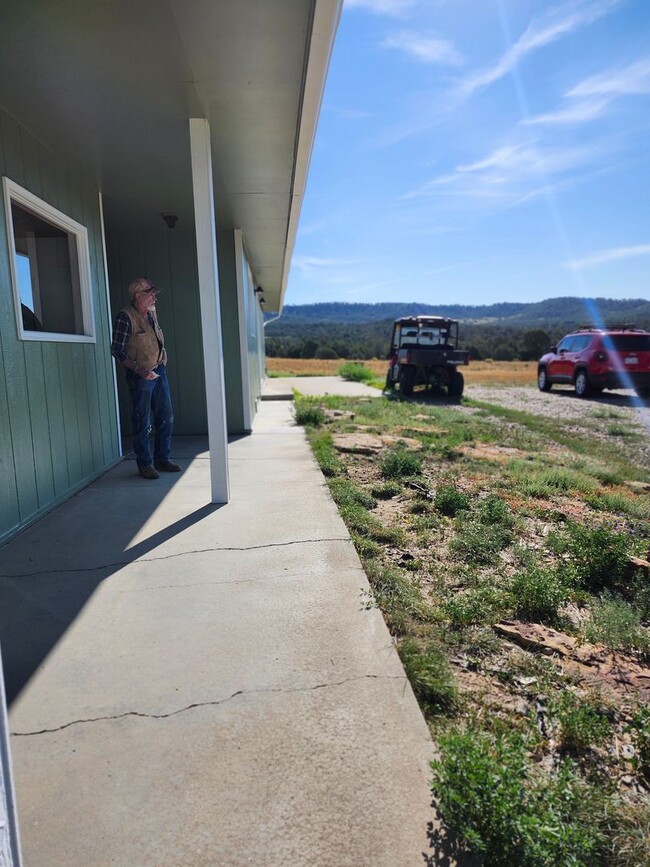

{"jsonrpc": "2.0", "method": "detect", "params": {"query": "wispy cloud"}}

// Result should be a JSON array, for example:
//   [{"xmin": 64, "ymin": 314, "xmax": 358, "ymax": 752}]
[
  {"xmin": 292, "ymin": 255, "xmax": 358, "ymax": 274},
  {"xmin": 344, "ymin": 0, "xmax": 416, "ymax": 16},
  {"xmin": 382, "ymin": 31, "xmax": 463, "ymax": 66},
  {"xmin": 569, "ymin": 57, "xmax": 650, "ymax": 97},
  {"xmin": 402, "ymin": 139, "xmax": 604, "ymax": 208},
  {"xmin": 526, "ymin": 57, "xmax": 650, "ymax": 126},
  {"xmin": 459, "ymin": 0, "xmax": 621, "ymax": 97},
  {"xmin": 524, "ymin": 99, "xmax": 609, "ymax": 126},
  {"xmin": 565, "ymin": 244, "xmax": 650, "ymax": 269}
]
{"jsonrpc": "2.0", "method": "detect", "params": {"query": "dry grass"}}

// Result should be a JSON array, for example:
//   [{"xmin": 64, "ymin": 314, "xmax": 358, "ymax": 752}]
[{"xmin": 266, "ymin": 357, "xmax": 537, "ymax": 387}]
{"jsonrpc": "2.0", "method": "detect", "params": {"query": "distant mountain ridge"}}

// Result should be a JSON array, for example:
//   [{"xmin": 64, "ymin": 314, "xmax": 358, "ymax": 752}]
[
  {"xmin": 265, "ymin": 296, "xmax": 650, "ymax": 361},
  {"xmin": 276, "ymin": 297, "xmax": 650, "ymax": 326}
]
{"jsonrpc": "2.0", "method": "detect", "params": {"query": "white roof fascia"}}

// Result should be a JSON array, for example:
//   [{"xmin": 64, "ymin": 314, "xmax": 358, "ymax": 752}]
[{"xmin": 277, "ymin": 0, "xmax": 343, "ymax": 312}]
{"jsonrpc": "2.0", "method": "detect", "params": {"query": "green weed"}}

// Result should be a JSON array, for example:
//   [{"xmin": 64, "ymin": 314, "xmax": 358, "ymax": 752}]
[
  {"xmin": 398, "ymin": 638, "xmax": 459, "ymax": 715},
  {"xmin": 308, "ymin": 431, "xmax": 345, "ymax": 477},
  {"xmin": 584, "ymin": 597, "xmax": 650, "ymax": 656},
  {"xmin": 380, "ymin": 447, "xmax": 422, "ymax": 479},
  {"xmin": 627, "ymin": 706, "xmax": 650, "ymax": 781},
  {"xmin": 450, "ymin": 517, "xmax": 513, "ymax": 565},
  {"xmin": 431, "ymin": 726, "xmax": 606, "ymax": 866},
  {"xmin": 434, "ymin": 484, "xmax": 471, "ymax": 517},
  {"xmin": 552, "ymin": 692, "xmax": 611, "ymax": 753},
  {"xmin": 548, "ymin": 522, "xmax": 630, "ymax": 594},
  {"xmin": 338, "ymin": 362, "xmax": 375, "ymax": 383},
  {"xmin": 511, "ymin": 565, "xmax": 569, "ymax": 623},
  {"xmin": 294, "ymin": 402, "xmax": 325, "ymax": 427},
  {"xmin": 370, "ymin": 481, "xmax": 402, "ymax": 499}
]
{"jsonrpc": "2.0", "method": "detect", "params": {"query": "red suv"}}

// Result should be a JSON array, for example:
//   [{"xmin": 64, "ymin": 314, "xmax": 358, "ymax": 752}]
[{"xmin": 537, "ymin": 327, "xmax": 650, "ymax": 398}]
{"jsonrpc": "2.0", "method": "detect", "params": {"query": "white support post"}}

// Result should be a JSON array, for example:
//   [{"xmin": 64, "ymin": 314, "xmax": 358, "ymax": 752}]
[{"xmin": 189, "ymin": 118, "xmax": 230, "ymax": 504}]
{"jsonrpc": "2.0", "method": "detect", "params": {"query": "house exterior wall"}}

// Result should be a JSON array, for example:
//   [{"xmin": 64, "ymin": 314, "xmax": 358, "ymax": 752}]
[
  {"xmin": 241, "ymin": 251, "xmax": 264, "ymax": 416},
  {"xmin": 105, "ymin": 229, "xmax": 208, "ymax": 437},
  {"xmin": 0, "ymin": 108, "xmax": 120, "ymax": 544},
  {"xmin": 217, "ymin": 230, "xmax": 246, "ymax": 434}
]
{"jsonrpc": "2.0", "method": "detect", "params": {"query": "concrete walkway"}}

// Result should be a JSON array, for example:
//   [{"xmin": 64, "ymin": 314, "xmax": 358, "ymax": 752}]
[
  {"xmin": 262, "ymin": 375, "xmax": 380, "ymax": 399},
  {"xmin": 0, "ymin": 399, "xmax": 437, "ymax": 866}
]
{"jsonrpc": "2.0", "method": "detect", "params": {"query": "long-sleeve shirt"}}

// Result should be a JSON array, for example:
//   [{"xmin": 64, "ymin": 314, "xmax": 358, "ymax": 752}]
[{"xmin": 110, "ymin": 310, "xmax": 135, "ymax": 365}]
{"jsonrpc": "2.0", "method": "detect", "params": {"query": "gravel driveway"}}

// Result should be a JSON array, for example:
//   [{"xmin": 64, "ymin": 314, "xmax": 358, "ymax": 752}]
[{"xmin": 465, "ymin": 384, "xmax": 650, "ymax": 471}]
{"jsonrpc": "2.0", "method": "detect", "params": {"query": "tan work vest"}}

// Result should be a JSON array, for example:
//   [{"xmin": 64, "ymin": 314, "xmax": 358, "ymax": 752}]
[{"xmin": 121, "ymin": 305, "xmax": 166, "ymax": 370}]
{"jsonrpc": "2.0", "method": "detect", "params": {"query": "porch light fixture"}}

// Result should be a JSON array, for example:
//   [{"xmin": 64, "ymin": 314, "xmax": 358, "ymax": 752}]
[{"xmin": 161, "ymin": 212, "xmax": 178, "ymax": 229}]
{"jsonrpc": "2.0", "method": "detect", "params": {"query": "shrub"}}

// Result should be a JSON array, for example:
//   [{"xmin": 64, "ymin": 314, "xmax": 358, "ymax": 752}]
[
  {"xmin": 443, "ymin": 586, "xmax": 508, "ymax": 627},
  {"xmin": 584, "ymin": 596, "xmax": 650, "ymax": 656},
  {"xmin": 552, "ymin": 692, "xmax": 611, "ymax": 753},
  {"xmin": 627, "ymin": 705, "xmax": 650, "ymax": 781},
  {"xmin": 434, "ymin": 484, "xmax": 470, "ymax": 517},
  {"xmin": 398, "ymin": 638, "xmax": 459, "ymax": 715},
  {"xmin": 511, "ymin": 565, "xmax": 569, "ymax": 623},
  {"xmin": 477, "ymin": 495, "xmax": 514, "ymax": 528},
  {"xmin": 548, "ymin": 522, "xmax": 630, "ymax": 593},
  {"xmin": 450, "ymin": 518, "xmax": 513, "ymax": 565},
  {"xmin": 381, "ymin": 448, "xmax": 422, "ymax": 479},
  {"xmin": 294, "ymin": 403, "xmax": 325, "ymax": 427},
  {"xmin": 431, "ymin": 727, "xmax": 606, "ymax": 865},
  {"xmin": 338, "ymin": 362, "xmax": 375, "ymax": 383}
]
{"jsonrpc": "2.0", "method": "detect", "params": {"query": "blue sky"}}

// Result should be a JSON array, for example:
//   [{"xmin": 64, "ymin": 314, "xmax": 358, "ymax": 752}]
[{"xmin": 286, "ymin": 0, "xmax": 650, "ymax": 306}]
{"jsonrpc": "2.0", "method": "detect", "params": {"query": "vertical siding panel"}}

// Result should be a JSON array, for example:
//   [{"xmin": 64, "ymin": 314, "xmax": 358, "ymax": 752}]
[
  {"xmin": 0, "ymin": 120, "xmax": 21, "ymax": 533},
  {"xmin": 77, "ymin": 193, "xmax": 104, "ymax": 471},
  {"xmin": 20, "ymin": 127, "xmax": 56, "ymax": 508},
  {"xmin": 88, "ymin": 197, "xmax": 118, "ymax": 465},
  {"xmin": 0, "ymin": 112, "xmax": 38, "ymax": 522},
  {"xmin": 39, "ymin": 142, "xmax": 70, "ymax": 495},
  {"xmin": 57, "ymin": 347, "xmax": 83, "ymax": 483},
  {"xmin": 65, "ymin": 167, "xmax": 96, "ymax": 477}
]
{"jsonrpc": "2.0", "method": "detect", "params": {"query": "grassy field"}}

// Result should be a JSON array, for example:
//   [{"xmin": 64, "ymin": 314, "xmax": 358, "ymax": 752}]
[
  {"xmin": 266, "ymin": 357, "xmax": 537, "ymax": 387},
  {"xmin": 294, "ymin": 390, "xmax": 650, "ymax": 866}
]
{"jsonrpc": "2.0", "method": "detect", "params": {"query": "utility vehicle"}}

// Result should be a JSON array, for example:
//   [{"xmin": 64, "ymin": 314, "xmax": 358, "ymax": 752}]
[{"xmin": 385, "ymin": 315, "xmax": 469, "ymax": 397}]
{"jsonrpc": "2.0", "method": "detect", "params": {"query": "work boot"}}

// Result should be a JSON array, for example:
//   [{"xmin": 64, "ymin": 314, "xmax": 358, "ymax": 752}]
[
  {"xmin": 154, "ymin": 460, "xmax": 181, "ymax": 472},
  {"xmin": 139, "ymin": 465, "xmax": 160, "ymax": 480}
]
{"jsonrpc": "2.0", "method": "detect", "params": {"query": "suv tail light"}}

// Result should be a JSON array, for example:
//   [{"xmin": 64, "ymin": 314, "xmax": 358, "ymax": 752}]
[{"xmin": 594, "ymin": 350, "xmax": 608, "ymax": 362}]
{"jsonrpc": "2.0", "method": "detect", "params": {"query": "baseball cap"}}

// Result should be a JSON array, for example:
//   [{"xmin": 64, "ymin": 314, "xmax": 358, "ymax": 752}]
[{"xmin": 128, "ymin": 277, "xmax": 161, "ymax": 297}]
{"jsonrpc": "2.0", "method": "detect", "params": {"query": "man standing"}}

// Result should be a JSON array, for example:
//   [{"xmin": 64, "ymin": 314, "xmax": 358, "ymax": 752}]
[{"xmin": 111, "ymin": 277, "xmax": 181, "ymax": 479}]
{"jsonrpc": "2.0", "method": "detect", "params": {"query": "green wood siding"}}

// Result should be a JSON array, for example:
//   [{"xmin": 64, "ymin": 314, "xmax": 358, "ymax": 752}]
[
  {"xmin": 217, "ymin": 230, "xmax": 246, "ymax": 434},
  {"xmin": 0, "ymin": 108, "xmax": 120, "ymax": 543},
  {"xmin": 106, "ymin": 228, "xmax": 208, "ymax": 436}
]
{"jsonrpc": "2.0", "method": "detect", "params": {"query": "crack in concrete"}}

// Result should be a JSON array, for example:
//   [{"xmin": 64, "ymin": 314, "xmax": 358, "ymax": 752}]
[
  {"xmin": 10, "ymin": 674, "xmax": 406, "ymax": 737},
  {"xmin": 119, "ymin": 567, "xmax": 364, "ymax": 593},
  {"xmin": 0, "ymin": 537, "xmax": 353, "ymax": 580}
]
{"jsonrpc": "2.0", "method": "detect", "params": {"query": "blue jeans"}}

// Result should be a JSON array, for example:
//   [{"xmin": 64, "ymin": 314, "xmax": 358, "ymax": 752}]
[{"xmin": 126, "ymin": 365, "xmax": 174, "ymax": 468}]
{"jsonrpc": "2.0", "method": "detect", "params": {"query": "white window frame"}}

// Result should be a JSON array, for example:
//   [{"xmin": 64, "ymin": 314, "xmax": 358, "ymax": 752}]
[{"xmin": 2, "ymin": 176, "xmax": 96, "ymax": 343}]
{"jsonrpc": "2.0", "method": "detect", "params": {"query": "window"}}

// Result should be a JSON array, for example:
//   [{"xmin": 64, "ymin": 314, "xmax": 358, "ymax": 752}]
[
  {"xmin": 557, "ymin": 336, "xmax": 576, "ymax": 352},
  {"xmin": 3, "ymin": 177, "xmax": 95, "ymax": 342}
]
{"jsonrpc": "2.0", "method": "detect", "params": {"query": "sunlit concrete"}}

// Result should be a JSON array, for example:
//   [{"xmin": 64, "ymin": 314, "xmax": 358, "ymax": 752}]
[{"xmin": 1, "ymin": 401, "xmax": 438, "ymax": 866}]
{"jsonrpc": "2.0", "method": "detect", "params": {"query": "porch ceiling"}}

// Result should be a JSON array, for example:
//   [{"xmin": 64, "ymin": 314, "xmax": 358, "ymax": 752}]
[{"xmin": 0, "ymin": 0, "xmax": 340, "ymax": 311}]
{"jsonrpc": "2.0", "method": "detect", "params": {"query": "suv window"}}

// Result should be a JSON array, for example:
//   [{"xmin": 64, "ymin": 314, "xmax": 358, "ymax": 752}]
[
  {"xmin": 557, "ymin": 336, "xmax": 576, "ymax": 352},
  {"xmin": 572, "ymin": 335, "xmax": 593, "ymax": 352},
  {"xmin": 602, "ymin": 334, "xmax": 650, "ymax": 352}
]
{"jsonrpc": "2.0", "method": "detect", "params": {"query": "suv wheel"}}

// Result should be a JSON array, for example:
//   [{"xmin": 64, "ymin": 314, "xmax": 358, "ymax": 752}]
[
  {"xmin": 574, "ymin": 369, "xmax": 592, "ymax": 398},
  {"xmin": 538, "ymin": 367, "xmax": 552, "ymax": 392}
]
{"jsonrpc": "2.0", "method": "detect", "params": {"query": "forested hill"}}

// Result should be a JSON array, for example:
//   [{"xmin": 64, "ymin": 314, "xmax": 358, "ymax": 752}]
[
  {"xmin": 274, "ymin": 297, "xmax": 650, "ymax": 326},
  {"xmin": 265, "ymin": 297, "xmax": 650, "ymax": 361}
]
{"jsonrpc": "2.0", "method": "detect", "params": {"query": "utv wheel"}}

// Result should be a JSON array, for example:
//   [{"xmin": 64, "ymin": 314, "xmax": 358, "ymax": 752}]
[
  {"xmin": 574, "ymin": 370, "xmax": 592, "ymax": 398},
  {"xmin": 636, "ymin": 387, "xmax": 650, "ymax": 401},
  {"xmin": 448, "ymin": 370, "xmax": 464, "ymax": 397},
  {"xmin": 537, "ymin": 367, "xmax": 552, "ymax": 392},
  {"xmin": 399, "ymin": 365, "xmax": 415, "ymax": 397}
]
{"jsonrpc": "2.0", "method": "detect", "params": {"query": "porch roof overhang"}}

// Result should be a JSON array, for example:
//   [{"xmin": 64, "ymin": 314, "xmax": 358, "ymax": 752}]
[{"xmin": 0, "ymin": 0, "xmax": 341, "ymax": 312}]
